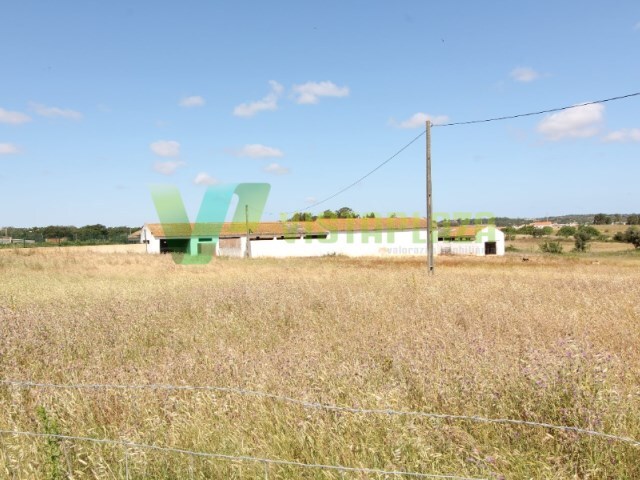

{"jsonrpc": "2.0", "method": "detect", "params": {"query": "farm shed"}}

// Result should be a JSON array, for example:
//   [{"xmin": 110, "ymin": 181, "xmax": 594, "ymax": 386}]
[{"xmin": 141, "ymin": 219, "xmax": 504, "ymax": 258}]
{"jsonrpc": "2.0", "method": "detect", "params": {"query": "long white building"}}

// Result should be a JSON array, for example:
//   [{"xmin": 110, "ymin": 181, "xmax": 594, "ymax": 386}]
[{"xmin": 139, "ymin": 218, "xmax": 504, "ymax": 258}]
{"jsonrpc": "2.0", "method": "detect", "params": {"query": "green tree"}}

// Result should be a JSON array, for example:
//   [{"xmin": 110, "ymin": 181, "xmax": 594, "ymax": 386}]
[
  {"xmin": 517, "ymin": 225, "xmax": 535, "ymax": 236},
  {"xmin": 573, "ymin": 231, "xmax": 591, "ymax": 252},
  {"xmin": 557, "ymin": 226, "xmax": 577, "ymax": 238},
  {"xmin": 288, "ymin": 212, "xmax": 314, "ymax": 221},
  {"xmin": 502, "ymin": 226, "xmax": 516, "ymax": 241},
  {"xmin": 620, "ymin": 227, "xmax": 640, "ymax": 249},
  {"xmin": 321, "ymin": 209, "xmax": 337, "ymax": 219},
  {"xmin": 593, "ymin": 213, "xmax": 611, "ymax": 225},
  {"xmin": 626, "ymin": 214, "xmax": 640, "ymax": 225},
  {"xmin": 336, "ymin": 207, "xmax": 358, "ymax": 219},
  {"xmin": 578, "ymin": 225, "xmax": 600, "ymax": 238}
]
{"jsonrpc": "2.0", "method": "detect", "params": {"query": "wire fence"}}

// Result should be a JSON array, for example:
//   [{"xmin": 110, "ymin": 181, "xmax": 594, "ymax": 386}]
[
  {"xmin": 0, "ymin": 430, "xmax": 487, "ymax": 480},
  {"xmin": 2, "ymin": 379, "xmax": 639, "ymax": 448}
]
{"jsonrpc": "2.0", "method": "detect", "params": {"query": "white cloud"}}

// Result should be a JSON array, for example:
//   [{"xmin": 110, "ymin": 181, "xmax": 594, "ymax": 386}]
[
  {"xmin": 179, "ymin": 96, "xmax": 206, "ymax": 107},
  {"xmin": 510, "ymin": 67, "xmax": 540, "ymax": 83},
  {"xmin": 234, "ymin": 144, "xmax": 284, "ymax": 158},
  {"xmin": 0, "ymin": 108, "xmax": 31, "ymax": 124},
  {"xmin": 392, "ymin": 112, "xmax": 450, "ymax": 129},
  {"xmin": 635, "ymin": 21, "xmax": 640, "ymax": 30},
  {"xmin": 193, "ymin": 172, "xmax": 219, "ymax": 185},
  {"xmin": 292, "ymin": 81, "xmax": 350, "ymax": 104},
  {"xmin": 305, "ymin": 196, "xmax": 317, "ymax": 204},
  {"xmin": 0, "ymin": 143, "xmax": 20, "ymax": 155},
  {"xmin": 603, "ymin": 128, "xmax": 640, "ymax": 143},
  {"xmin": 537, "ymin": 103, "xmax": 604, "ymax": 141},
  {"xmin": 150, "ymin": 140, "xmax": 180, "ymax": 157},
  {"xmin": 263, "ymin": 163, "xmax": 290, "ymax": 175},
  {"xmin": 30, "ymin": 102, "xmax": 83, "ymax": 120},
  {"xmin": 153, "ymin": 160, "xmax": 185, "ymax": 175},
  {"xmin": 233, "ymin": 81, "xmax": 283, "ymax": 117}
]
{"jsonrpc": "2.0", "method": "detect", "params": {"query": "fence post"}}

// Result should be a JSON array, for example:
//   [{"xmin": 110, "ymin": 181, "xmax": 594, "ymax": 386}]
[{"xmin": 263, "ymin": 460, "xmax": 269, "ymax": 479}]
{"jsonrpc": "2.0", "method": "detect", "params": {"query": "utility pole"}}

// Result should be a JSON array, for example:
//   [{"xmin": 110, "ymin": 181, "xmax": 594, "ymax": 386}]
[
  {"xmin": 245, "ymin": 204, "xmax": 251, "ymax": 258},
  {"xmin": 426, "ymin": 120, "xmax": 434, "ymax": 274}
]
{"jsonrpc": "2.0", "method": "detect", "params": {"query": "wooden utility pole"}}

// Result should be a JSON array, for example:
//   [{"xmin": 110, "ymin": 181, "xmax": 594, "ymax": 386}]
[
  {"xmin": 245, "ymin": 204, "xmax": 251, "ymax": 258},
  {"xmin": 426, "ymin": 120, "xmax": 434, "ymax": 274}
]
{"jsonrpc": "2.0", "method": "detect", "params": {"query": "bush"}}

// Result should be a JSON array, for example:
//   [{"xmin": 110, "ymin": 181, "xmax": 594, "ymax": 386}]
[
  {"xmin": 573, "ymin": 231, "xmax": 591, "ymax": 252},
  {"xmin": 618, "ymin": 227, "xmax": 640, "ymax": 249},
  {"xmin": 539, "ymin": 241, "xmax": 563, "ymax": 254},
  {"xmin": 557, "ymin": 226, "xmax": 577, "ymax": 238}
]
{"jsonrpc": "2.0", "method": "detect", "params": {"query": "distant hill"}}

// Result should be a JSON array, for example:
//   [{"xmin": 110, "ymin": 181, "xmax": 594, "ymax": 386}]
[{"xmin": 494, "ymin": 213, "xmax": 638, "ymax": 227}]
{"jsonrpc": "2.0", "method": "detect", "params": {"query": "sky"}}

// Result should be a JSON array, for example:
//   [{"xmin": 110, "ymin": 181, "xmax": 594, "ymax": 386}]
[{"xmin": 1, "ymin": 1, "xmax": 639, "ymax": 227}]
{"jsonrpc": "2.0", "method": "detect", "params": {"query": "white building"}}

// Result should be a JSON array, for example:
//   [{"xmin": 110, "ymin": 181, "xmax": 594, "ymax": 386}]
[{"xmin": 140, "ymin": 218, "xmax": 504, "ymax": 258}]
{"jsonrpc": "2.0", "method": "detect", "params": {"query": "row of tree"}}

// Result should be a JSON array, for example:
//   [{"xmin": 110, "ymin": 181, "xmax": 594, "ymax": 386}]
[
  {"xmin": 593, "ymin": 213, "xmax": 640, "ymax": 225},
  {"xmin": 1, "ymin": 225, "xmax": 139, "ymax": 244}
]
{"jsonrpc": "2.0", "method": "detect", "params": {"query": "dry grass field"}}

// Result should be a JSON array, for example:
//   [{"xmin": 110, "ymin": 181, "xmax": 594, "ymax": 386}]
[{"xmin": 1, "ymin": 248, "xmax": 640, "ymax": 479}]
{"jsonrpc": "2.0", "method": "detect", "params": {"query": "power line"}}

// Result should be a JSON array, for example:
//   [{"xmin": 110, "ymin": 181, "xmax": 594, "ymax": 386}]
[
  {"xmin": 293, "ymin": 130, "xmax": 426, "ymax": 213},
  {"xmin": 294, "ymin": 91, "xmax": 640, "ymax": 213},
  {"xmin": 3, "ymin": 379, "xmax": 639, "ymax": 447},
  {"xmin": 0, "ymin": 429, "xmax": 486, "ymax": 480},
  {"xmin": 435, "ymin": 91, "xmax": 640, "ymax": 127}
]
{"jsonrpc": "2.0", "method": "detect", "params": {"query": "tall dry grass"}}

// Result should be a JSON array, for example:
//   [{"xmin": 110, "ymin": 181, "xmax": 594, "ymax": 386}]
[{"xmin": 1, "ymin": 249, "xmax": 639, "ymax": 478}]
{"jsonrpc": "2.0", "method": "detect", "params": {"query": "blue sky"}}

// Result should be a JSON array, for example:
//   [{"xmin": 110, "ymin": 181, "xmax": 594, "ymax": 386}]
[{"xmin": 1, "ymin": 1, "xmax": 639, "ymax": 227}]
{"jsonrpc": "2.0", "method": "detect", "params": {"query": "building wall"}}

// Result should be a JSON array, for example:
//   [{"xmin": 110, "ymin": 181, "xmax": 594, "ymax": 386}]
[
  {"xmin": 141, "ymin": 225, "xmax": 505, "ymax": 258},
  {"xmin": 249, "ymin": 228, "xmax": 504, "ymax": 258}
]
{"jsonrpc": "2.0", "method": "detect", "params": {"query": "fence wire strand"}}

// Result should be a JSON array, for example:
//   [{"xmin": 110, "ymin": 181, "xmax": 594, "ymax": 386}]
[
  {"xmin": 0, "ymin": 429, "xmax": 485, "ymax": 480},
  {"xmin": 2, "ymin": 379, "xmax": 639, "ymax": 447}
]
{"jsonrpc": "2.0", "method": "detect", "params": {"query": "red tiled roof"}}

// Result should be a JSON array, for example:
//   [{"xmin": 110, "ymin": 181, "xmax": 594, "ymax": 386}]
[
  {"xmin": 316, "ymin": 217, "xmax": 427, "ymax": 232},
  {"xmin": 145, "ymin": 222, "xmax": 328, "ymax": 238}
]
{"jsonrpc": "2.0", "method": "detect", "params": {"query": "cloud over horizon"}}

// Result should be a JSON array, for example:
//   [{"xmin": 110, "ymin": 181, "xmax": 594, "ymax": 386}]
[
  {"xmin": 391, "ymin": 112, "xmax": 449, "ymax": 129},
  {"xmin": 193, "ymin": 172, "xmax": 219, "ymax": 185},
  {"xmin": 263, "ymin": 163, "xmax": 290, "ymax": 175},
  {"xmin": 292, "ymin": 81, "xmax": 350, "ymax": 104},
  {"xmin": 537, "ymin": 103, "xmax": 604, "ymax": 140},
  {"xmin": 0, "ymin": 143, "xmax": 20, "ymax": 155},
  {"xmin": 233, "ymin": 144, "xmax": 284, "ymax": 158},
  {"xmin": 153, "ymin": 160, "xmax": 185, "ymax": 175},
  {"xmin": 233, "ymin": 81, "xmax": 283, "ymax": 117},
  {"xmin": 150, "ymin": 140, "xmax": 181, "ymax": 157},
  {"xmin": 30, "ymin": 102, "xmax": 83, "ymax": 120},
  {"xmin": 0, "ymin": 107, "xmax": 31, "ymax": 125},
  {"xmin": 603, "ymin": 128, "xmax": 640, "ymax": 142},
  {"xmin": 510, "ymin": 66, "xmax": 540, "ymax": 83},
  {"xmin": 179, "ymin": 96, "xmax": 206, "ymax": 107}
]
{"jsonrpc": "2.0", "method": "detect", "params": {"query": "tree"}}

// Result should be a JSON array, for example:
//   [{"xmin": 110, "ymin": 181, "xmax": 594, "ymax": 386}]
[
  {"xmin": 578, "ymin": 225, "xmax": 600, "ymax": 238},
  {"xmin": 593, "ymin": 213, "xmax": 612, "ymax": 225},
  {"xmin": 502, "ymin": 226, "xmax": 516, "ymax": 241},
  {"xmin": 573, "ymin": 231, "xmax": 591, "ymax": 252},
  {"xmin": 619, "ymin": 227, "xmax": 640, "ymax": 249},
  {"xmin": 541, "ymin": 226, "xmax": 554, "ymax": 236},
  {"xmin": 517, "ymin": 225, "xmax": 535, "ymax": 236},
  {"xmin": 626, "ymin": 214, "xmax": 640, "ymax": 225},
  {"xmin": 288, "ymin": 212, "xmax": 314, "ymax": 222},
  {"xmin": 336, "ymin": 207, "xmax": 358, "ymax": 219},
  {"xmin": 321, "ymin": 209, "xmax": 337, "ymax": 219},
  {"xmin": 557, "ymin": 226, "xmax": 577, "ymax": 238}
]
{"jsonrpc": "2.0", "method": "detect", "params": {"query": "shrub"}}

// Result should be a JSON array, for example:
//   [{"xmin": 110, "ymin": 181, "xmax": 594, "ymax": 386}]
[
  {"xmin": 540, "ymin": 241, "xmax": 563, "ymax": 254},
  {"xmin": 557, "ymin": 226, "xmax": 577, "ymax": 238},
  {"xmin": 573, "ymin": 231, "xmax": 591, "ymax": 252}
]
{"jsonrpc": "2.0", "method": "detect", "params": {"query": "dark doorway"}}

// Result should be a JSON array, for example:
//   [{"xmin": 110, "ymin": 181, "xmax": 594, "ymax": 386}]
[
  {"xmin": 160, "ymin": 238, "xmax": 189, "ymax": 254},
  {"xmin": 485, "ymin": 241, "xmax": 497, "ymax": 255}
]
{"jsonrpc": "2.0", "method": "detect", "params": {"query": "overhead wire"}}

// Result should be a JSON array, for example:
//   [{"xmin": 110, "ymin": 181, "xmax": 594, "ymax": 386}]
[{"xmin": 292, "ymin": 91, "xmax": 640, "ymax": 213}]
